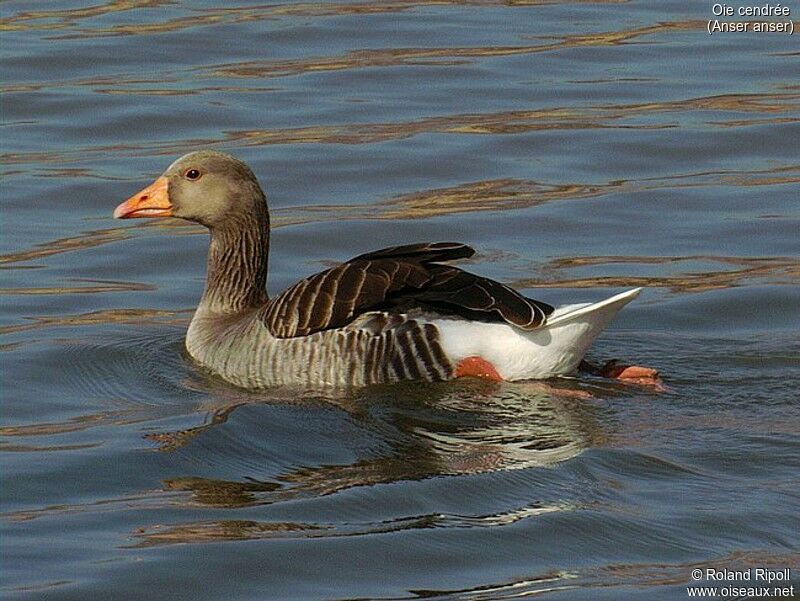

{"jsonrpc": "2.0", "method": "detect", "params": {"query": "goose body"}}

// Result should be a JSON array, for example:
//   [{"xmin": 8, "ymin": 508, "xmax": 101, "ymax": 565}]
[{"xmin": 114, "ymin": 151, "xmax": 644, "ymax": 389}]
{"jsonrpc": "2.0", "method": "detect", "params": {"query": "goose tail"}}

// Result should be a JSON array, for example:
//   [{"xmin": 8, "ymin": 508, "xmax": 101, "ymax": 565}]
[
  {"xmin": 526, "ymin": 287, "xmax": 642, "ymax": 376},
  {"xmin": 545, "ymin": 287, "xmax": 642, "ymax": 329},
  {"xmin": 433, "ymin": 288, "xmax": 644, "ymax": 381}
]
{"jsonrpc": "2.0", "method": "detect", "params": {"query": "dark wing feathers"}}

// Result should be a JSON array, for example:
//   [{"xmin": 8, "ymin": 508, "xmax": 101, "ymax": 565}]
[
  {"xmin": 352, "ymin": 241, "xmax": 474, "ymax": 263},
  {"xmin": 406, "ymin": 265, "xmax": 553, "ymax": 330},
  {"xmin": 261, "ymin": 242, "xmax": 553, "ymax": 338}
]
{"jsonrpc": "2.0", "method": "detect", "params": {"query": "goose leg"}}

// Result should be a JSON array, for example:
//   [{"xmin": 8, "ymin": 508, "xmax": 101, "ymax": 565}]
[{"xmin": 579, "ymin": 359, "xmax": 663, "ymax": 388}]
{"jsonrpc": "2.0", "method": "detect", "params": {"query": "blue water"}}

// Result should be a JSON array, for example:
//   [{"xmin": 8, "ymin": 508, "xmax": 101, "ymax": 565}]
[{"xmin": 2, "ymin": 1, "xmax": 799, "ymax": 599}]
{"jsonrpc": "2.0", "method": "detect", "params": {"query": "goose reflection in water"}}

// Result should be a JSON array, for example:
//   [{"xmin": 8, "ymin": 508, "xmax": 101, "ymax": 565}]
[
  {"xmin": 146, "ymin": 378, "xmax": 598, "ymax": 493},
  {"xmin": 134, "ymin": 378, "xmax": 606, "ymax": 545}
]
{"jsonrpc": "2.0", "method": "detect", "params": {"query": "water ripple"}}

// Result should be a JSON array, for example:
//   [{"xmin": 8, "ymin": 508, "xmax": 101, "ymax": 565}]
[{"xmin": 2, "ymin": 91, "xmax": 797, "ymax": 166}]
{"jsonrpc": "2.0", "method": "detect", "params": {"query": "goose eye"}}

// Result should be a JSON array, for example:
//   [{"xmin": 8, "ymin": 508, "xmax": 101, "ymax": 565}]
[{"xmin": 184, "ymin": 169, "xmax": 202, "ymax": 181}]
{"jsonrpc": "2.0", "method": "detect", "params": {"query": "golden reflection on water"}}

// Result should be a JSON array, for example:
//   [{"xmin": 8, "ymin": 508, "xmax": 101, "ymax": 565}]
[
  {"xmin": 1, "ymin": 20, "xmax": 701, "ymax": 95},
  {"xmin": 0, "ymin": 442, "xmax": 101, "ymax": 452},
  {"xmin": 0, "ymin": 396, "xmax": 178, "ymax": 438},
  {"xmin": 1, "ymin": 0, "xmax": 630, "ymax": 35},
  {"xmin": 208, "ymin": 21, "xmax": 700, "ymax": 80},
  {"xmin": 0, "ymin": 411, "xmax": 125, "ymax": 437},
  {"xmin": 1, "ymin": 91, "xmax": 797, "ymax": 165},
  {"xmin": 162, "ymin": 477, "xmax": 280, "ymax": 507},
  {"xmin": 0, "ymin": 308, "xmax": 188, "ymax": 336},
  {"xmin": 55, "ymin": 13, "xmax": 228, "ymax": 39},
  {"xmin": 0, "ymin": 280, "xmax": 155, "ymax": 296},
  {"xmin": 216, "ymin": 91, "xmax": 798, "ymax": 147},
  {"xmin": 130, "ymin": 520, "xmax": 326, "ymax": 547},
  {"xmin": 1, "ymin": 163, "xmax": 797, "ymax": 305},
  {"xmin": 0, "ymin": 228, "xmax": 131, "ymax": 265},
  {"xmin": 129, "ymin": 500, "xmax": 573, "ymax": 547},
  {"xmin": 0, "ymin": 1, "xmax": 172, "ymax": 32},
  {"xmin": 514, "ymin": 255, "xmax": 800, "ymax": 293}
]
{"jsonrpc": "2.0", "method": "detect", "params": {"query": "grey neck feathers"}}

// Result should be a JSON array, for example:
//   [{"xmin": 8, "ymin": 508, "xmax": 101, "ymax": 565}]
[{"xmin": 200, "ymin": 208, "xmax": 270, "ymax": 314}]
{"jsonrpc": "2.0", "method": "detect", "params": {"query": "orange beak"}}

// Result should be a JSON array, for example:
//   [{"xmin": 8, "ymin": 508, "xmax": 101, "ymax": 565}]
[{"xmin": 113, "ymin": 176, "xmax": 173, "ymax": 219}]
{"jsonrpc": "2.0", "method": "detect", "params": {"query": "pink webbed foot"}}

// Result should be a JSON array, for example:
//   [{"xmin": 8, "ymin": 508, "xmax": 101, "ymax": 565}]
[{"xmin": 580, "ymin": 359, "xmax": 665, "ymax": 390}]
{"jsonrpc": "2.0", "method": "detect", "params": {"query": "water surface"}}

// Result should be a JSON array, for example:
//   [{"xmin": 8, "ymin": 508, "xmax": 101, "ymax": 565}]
[{"xmin": 2, "ymin": 1, "xmax": 799, "ymax": 599}]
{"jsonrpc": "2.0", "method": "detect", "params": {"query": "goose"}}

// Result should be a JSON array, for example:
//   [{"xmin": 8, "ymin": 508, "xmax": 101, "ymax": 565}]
[{"xmin": 114, "ymin": 151, "xmax": 659, "ymax": 389}]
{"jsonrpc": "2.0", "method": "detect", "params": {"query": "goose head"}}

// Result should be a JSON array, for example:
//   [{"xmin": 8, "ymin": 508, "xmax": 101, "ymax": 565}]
[{"xmin": 113, "ymin": 150, "xmax": 267, "ymax": 228}]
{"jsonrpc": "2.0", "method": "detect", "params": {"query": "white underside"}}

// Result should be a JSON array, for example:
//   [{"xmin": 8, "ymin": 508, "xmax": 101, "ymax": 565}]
[{"xmin": 431, "ymin": 288, "xmax": 642, "ymax": 380}]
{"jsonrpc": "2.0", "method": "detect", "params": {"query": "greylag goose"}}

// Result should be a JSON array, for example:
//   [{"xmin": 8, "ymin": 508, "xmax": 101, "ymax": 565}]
[{"xmin": 114, "ymin": 151, "xmax": 658, "ymax": 388}]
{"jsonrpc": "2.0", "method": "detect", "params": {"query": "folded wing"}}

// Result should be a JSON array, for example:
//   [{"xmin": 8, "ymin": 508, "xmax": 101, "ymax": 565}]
[{"xmin": 260, "ymin": 242, "xmax": 554, "ymax": 338}]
